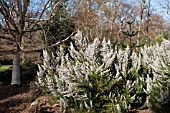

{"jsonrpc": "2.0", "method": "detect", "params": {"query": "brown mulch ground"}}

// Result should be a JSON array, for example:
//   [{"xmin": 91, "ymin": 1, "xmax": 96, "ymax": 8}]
[
  {"xmin": 0, "ymin": 84, "xmax": 152, "ymax": 113},
  {"xmin": 0, "ymin": 84, "xmax": 61, "ymax": 113},
  {"xmin": 0, "ymin": 84, "xmax": 32, "ymax": 113}
]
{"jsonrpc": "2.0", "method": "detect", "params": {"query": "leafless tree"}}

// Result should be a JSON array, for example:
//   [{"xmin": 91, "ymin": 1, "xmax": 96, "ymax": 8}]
[
  {"xmin": 158, "ymin": 0, "xmax": 170, "ymax": 18},
  {"xmin": 0, "ymin": 0, "xmax": 58, "ymax": 85}
]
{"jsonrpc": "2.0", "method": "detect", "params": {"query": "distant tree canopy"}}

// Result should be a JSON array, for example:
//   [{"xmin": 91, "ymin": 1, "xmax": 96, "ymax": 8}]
[{"xmin": 164, "ymin": 24, "xmax": 170, "ymax": 40}]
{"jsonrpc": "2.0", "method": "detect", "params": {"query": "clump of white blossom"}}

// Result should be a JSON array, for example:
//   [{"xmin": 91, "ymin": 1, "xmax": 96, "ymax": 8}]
[
  {"xmin": 37, "ymin": 31, "xmax": 170, "ymax": 112},
  {"xmin": 141, "ymin": 39, "xmax": 170, "ymax": 111}
]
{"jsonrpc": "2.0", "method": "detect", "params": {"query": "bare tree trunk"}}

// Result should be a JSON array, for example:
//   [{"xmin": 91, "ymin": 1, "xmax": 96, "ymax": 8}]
[
  {"xmin": 146, "ymin": 0, "xmax": 151, "ymax": 34},
  {"xmin": 11, "ymin": 52, "xmax": 21, "ymax": 85},
  {"xmin": 137, "ymin": 0, "xmax": 145, "ymax": 45},
  {"xmin": 21, "ymin": 38, "xmax": 25, "ymax": 64}
]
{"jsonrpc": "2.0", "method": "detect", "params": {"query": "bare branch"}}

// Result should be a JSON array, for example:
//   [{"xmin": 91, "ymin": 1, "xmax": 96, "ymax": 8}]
[
  {"xmin": 0, "ymin": 1, "xmax": 19, "ymax": 32},
  {"xmin": 23, "ymin": 31, "xmax": 78, "ymax": 53},
  {"xmin": 27, "ymin": 2, "xmax": 59, "ymax": 22},
  {"xmin": 49, "ymin": 31, "xmax": 77, "ymax": 48}
]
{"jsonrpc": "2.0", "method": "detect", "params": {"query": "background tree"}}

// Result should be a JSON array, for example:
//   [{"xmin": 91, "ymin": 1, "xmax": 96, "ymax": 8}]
[
  {"xmin": 158, "ymin": 0, "xmax": 170, "ymax": 19},
  {"xmin": 0, "ymin": 0, "xmax": 58, "ymax": 85},
  {"xmin": 137, "ymin": 0, "xmax": 146, "ymax": 44},
  {"xmin": 41, "ymin": 0, "xmax": 75, "ymax": 55},
  {"xmin": 68, "ymin": 0, "xmax": 165, "ymax": 45},
  {"xmin": 163, "ymin": 24, "xmax": 170, "ymax": 40}
]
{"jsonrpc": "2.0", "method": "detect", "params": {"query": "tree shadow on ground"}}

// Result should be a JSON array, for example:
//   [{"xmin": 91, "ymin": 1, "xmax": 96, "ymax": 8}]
[
  {"xmin": 0, "ymin": 85, "xmax": 29, "ymax": 101},
  {"xmin": 0, "ymin": 85, "xmax": 31, "ymax": 113}
]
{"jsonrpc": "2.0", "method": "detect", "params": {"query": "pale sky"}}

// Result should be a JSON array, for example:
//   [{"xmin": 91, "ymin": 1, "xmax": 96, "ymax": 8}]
[
  {"xmin": 127, "ymin": 0, "xmax": 169, "ymax": 20},
  {"xmin": 31, "ymin": 0, "xmax": 169, "ymax": 20}
]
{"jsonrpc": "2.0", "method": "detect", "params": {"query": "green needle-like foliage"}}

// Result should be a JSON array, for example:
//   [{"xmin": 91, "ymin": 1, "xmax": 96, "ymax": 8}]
[
  {"xmin": 122, "ymin": 20, "xmax": 139, "ymax": 48},
  {"xmin": 37, "ymin": 34, "xmax": 149, "ymax": 112},
  {"xmin": 37, "ymin": 32, "xmax": 170, "ymax": 113}
]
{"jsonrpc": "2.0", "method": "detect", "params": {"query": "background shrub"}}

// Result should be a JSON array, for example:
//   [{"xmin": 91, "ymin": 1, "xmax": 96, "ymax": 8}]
[{"xmin": 0, "ymin": 59, "xmax": 12, "ymax": 65}]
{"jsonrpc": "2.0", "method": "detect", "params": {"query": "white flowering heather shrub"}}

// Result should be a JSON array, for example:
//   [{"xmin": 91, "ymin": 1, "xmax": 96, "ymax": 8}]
[
  {"xmin": 141, "ymin": 39, "xmax": 170, "ymax": 112},
  {"xmin": 37, "ymin": 33, "xmax": 149, "ymax": 113}
]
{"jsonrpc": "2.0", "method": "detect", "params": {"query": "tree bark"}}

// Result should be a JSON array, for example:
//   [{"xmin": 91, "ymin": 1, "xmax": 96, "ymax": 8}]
[
  {"xmin": 11, "ymin": 52, "xmax": 21, "ymax": 85},
  {"xmin": 137, "ymin": 0, "xmax": 145, "ymax": 45}
]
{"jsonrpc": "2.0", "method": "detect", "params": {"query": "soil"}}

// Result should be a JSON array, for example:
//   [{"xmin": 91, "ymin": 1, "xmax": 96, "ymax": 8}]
[
  {"xmin": 0, "ymin": 84, "xmax": 32, "ymax": 113},
  {"xmin": 0, "ymin": 84, "xmax": 153, "ymax": 113}
]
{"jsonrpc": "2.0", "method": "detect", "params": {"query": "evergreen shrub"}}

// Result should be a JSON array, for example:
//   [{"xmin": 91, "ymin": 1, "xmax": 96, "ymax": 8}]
[
  {"xmin": 37, "ymin": 33, "xmax": 149, "ymax": 113},
  {"xmin": 37, "ymin": 32, "xmax": 170, "ymax": 113}
]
